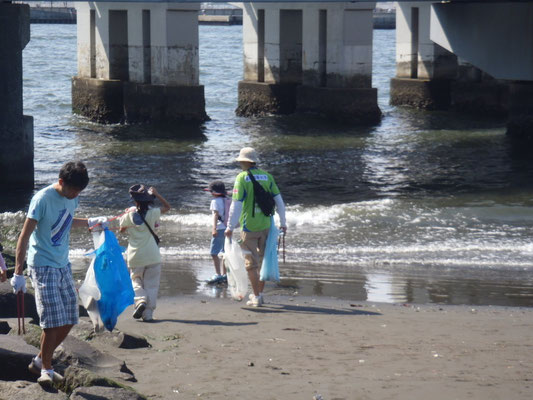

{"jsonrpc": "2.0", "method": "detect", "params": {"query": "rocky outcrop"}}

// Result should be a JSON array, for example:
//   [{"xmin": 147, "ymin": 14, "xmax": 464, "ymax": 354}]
[
  {"xmin": 54, "ymin": 331, "xmax": 136, "ymax": 383},
  {"xmin": 0, "ymin": 317, "xmax": 149, "ymax": 399},
  {"xmin": 0, "ymin": 335, "xmax": 40, "ymax": 382},
  {"xmin": 0, "ymin": 380, "xmax": 66, "ymax": 400}
]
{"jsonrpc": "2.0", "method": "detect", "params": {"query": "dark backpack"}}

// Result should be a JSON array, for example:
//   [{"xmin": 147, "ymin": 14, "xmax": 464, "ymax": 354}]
[{"xmin": 247, "ymin": 170, "xmax": 275, "ymax": 217}]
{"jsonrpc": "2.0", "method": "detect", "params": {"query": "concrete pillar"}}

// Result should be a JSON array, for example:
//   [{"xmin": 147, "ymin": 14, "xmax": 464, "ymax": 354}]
[
  {"xmin": 451, "ymin": 58, "xmax": 509, "ymax": 116},
  {"xmin": 150, "ymin": 6, "xmax": 199, "ymax": 86},
  {"xmin": 72, "ymin": 2, "xmax": 207, "ymax": 124},
  {"xmin": 238, "ymin": 3, "xmax": 296, "ymax": 116},
  {"xmin": 507, "ymin": 82, "xmax": 533, "ymax": 141},
  {"xmin": 301, "ymin": 8, "xmax": 323, "ymax": 87},
  {"xmin": 242, "ymin": 5, "xmax": 262, "ymax": 82},
  {"xmin": 0, "ymin": 4, "xmax": 34, "ymax": 191},
  {"xmin": 264, "ymin": 8, "xmax": 281, "ymax": 82},
  {"xmin": 237, "ymin": 2, "xmax": 380, "ymax": 124},
  {"xmin": 391, "ymin": 2, "xmax": 458, "ymax": 110}
]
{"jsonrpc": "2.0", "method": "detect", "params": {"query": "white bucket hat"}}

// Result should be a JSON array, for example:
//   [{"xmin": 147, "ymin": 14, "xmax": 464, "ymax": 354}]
[{"xmin": 235, "ymin": 147, "xmax": 258, "ymax": 163}]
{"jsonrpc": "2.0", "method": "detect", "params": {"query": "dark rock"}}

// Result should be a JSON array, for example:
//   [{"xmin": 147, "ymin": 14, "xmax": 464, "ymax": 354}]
[
  {"xmin": 0, "ymin": 320, "xmax": 11, "ymax": 334},
  {"xmin": 0, "ymin": 380, "xmax": 66, "ymax": 400},
  {"xmin": 9, "ymin": 319, "xmax": 43, "ymax": 349},
  {"xmin": 114, "ymin": 331, "xmax": 151, "ymax": 349},
  {"xmin": 62, "ymin": 365, "xmax": 125, "ymax": 394},
  {"xmin": 0, "ymin": 280, "xmax": 39, "ymax": 323},
  {"xmin": 54, "ymin": 334, "xmax": 136, "ymax": 382},
  {"xmin": 0, "ymin": 334, "xmax": 40, "ymax": 381},
  {"xmin": 71, "ymin": 319, "xmax": 150, "ymax": 348},
  {"xmin": 70, "ymin": 385, "xmax": 147, "ymax": 400}
]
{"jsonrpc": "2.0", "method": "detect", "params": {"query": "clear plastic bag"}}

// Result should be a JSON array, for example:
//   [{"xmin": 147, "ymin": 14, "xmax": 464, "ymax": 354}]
[
  {"xmin": 224, "ymin": 236, "xmax": 249, "ymax": 300},
  {"xmin": 79, "ymin": 231, "xmax": 105, "ymax": 331}
]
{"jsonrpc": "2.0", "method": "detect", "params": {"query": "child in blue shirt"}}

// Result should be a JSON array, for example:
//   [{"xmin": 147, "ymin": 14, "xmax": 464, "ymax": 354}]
[{"xmin": 205, "ymin": 181, "xmax": 229, "ymax": 285}]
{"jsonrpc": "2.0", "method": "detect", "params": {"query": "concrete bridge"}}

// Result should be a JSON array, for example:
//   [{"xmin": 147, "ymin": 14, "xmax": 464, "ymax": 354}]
[{"xmin": 1, "ymin": 1, "xmax": 532, "ymax": 191}]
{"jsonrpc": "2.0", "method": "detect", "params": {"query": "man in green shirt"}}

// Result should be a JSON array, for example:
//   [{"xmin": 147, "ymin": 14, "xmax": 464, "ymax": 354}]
[{"xmin": 225, "ymin": 147, "xmax": 287, "ymax": 307}]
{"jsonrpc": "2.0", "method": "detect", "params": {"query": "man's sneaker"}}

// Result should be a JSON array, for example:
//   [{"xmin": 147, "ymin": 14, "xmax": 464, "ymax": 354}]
[
  {"xmin": 207, "ymin": 274, "xmax": 223, "ymax": 285},
  {"xmin": 248, "ymin": 293, "xmax": 265, "ymax": 304},
  {"xmin": 220, "ymin": 274, "xmax": 228, "ymax": 283},
  {"xmin": 28, "ymin": 357, "xmax": 42, "ymax": 375},
  {"xmin": 132, "ymin": 302, "xmax": 146, "ymax": 319},
  {"xmin": 37, "ymin": 370, "xmax": 64, "ymax": 387},
  {"xmin": 246, "ymin": 294, "xmax": 263, "ymax": 307}
]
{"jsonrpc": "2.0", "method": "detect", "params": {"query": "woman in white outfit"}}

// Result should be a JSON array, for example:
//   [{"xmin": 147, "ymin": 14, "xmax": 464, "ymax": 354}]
[{"xmin": 119, "ymin": 184, "xmax": 170, "ymax": 322}]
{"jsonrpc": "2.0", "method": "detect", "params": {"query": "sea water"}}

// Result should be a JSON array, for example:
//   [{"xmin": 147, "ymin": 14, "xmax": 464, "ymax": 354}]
[{"xmin": 2, "ymin": 24, "xmax": 533, "ymax": 306}]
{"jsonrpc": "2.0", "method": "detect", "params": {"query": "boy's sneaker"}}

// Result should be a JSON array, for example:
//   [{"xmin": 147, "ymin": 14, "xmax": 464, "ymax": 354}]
[
  {"xmin": 28, "ymin": 357, "xmax": 42, "ymax": 375},
  {"xmin": 207, "ymin": 274, "xmax": 223, "ymax": 285},
  {"xmin": 37, "ymin": 370, "xmax": 64, "ymax": 387},
  {"xmin": 132, "ymin": 302, "xmax": 146, "ymax": 319},
  {"xmin": 246, "ymin": 294, "xmax": 263, "ymax": 307}
]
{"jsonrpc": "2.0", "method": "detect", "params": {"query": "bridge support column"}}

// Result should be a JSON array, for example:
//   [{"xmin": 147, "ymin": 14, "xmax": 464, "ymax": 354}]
[
  {"xmin": 237, "ymin": 2, "xmax": 380, "ymax": 123},
  {"xmin": 450, "ymin": 59, "xmax": 509, "ymax": 116},
  {"xmin": 0, "ymin": 4, "xmax": 33, "ymax": 191},
  {"xmin": 390, "ymin": 2, "xmax": 457, "ymax": 110},
  {"xmin": 507, "ymin": 82, "xmax": 533, "ymax": 141},
  {"xmin": 72, "ymin": 2, "xmax": 207, "ymax": 124}
]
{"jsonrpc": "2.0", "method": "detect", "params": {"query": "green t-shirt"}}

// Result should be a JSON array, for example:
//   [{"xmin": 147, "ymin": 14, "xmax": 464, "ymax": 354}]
[{"xmin": 232, "ymin": 167, "xmax": 280, "ymax": 232}]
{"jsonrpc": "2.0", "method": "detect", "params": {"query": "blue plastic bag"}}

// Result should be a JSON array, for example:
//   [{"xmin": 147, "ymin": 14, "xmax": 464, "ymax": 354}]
[
  {"xmin": 93, "ymin": 229, "xmax": 134, "ymax": 331},
  {"xmin": 260, "ymin": 217, "xmax": 280, "ymax": 282}
]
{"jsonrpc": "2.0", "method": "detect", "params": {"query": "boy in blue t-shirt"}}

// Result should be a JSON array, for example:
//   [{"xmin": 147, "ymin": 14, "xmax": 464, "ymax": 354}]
[{"xmin": 11, "ymin": 161, "xmax": 102, "ymax": 387}]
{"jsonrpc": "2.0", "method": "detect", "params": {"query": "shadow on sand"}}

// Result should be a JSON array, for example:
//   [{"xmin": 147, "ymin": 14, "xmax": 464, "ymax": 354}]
[
  {"xmin": 241, "ymin": 303, "xmax": 381, "ymax": 316},
  {"xmin": 147, "ymin": 319, "xmax": 258, "ymax": 327}
]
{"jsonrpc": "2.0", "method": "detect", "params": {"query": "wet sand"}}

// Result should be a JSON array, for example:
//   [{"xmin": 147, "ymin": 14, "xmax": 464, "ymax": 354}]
[
  {"xmin": 91, "ymin": 293, "xmax": 533, "ymax": 400},
  {"xmin": 72, "ymin": 257, "xmax": 533, "ymax": 308}
]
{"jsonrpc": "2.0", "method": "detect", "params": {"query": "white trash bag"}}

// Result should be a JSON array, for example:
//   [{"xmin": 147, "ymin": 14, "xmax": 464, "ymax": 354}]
[
  {"xmin": 78, "ymin": 230, "xmax": 105, "ymax": 332},
  {"xmin": 224, "ymin": 236, "xmax": 248, "ymax": 301}
]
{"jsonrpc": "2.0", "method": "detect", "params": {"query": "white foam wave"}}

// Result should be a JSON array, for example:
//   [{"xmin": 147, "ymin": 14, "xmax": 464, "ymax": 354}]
[
  {"xmin": 162, "ymin": 213, "xmax": 210, "ymax": 226},
  {"xmin": 158, "ymin": 199, "xmax": 397, "ymax": 230}
]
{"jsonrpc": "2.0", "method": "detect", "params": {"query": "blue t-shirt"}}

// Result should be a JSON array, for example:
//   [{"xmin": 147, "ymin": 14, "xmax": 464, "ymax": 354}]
[{"xmin": 27, "ymin": 185, "xmax": 79, "ymax": 268}]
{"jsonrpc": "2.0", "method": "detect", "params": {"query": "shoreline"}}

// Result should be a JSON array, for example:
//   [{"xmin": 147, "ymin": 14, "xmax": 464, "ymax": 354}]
[
  {"xmin": 81, "ymin": 293, "xmax": 533, "ymax": 399},
  {"xmin": 75, "ymin": 257, "xmax": 533, "ymax": 308}
]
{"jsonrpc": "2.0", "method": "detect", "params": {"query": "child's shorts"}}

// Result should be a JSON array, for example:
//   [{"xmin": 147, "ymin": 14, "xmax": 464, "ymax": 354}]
[
  {"xmin": 29, "ymin": 264, "xmax": 79, "ymax": 329},
  {"xmin": 210, "ymin": 230, "xmax": 225, "ymax": 256}
]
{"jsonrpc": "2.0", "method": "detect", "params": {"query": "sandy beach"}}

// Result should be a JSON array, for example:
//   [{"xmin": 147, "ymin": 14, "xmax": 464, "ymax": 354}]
[{"xmin": 75, "ymin": 293, "xmax": 533, "ymax": 400}]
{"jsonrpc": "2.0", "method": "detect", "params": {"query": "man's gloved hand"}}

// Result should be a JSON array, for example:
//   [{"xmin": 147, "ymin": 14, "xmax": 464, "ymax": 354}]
[
  {"xmin": 88, "ymin": 217, "xmax": 109, "ymax": 231},
  {"xmin": 10, "ymin": 274, "xmax": 27, "ymax": 294}
]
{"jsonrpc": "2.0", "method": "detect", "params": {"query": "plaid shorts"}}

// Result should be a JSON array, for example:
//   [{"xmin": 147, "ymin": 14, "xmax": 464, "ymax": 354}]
[{"xmin": 30, "ymin": 264, "xmax": 79, "ymax": 329}]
